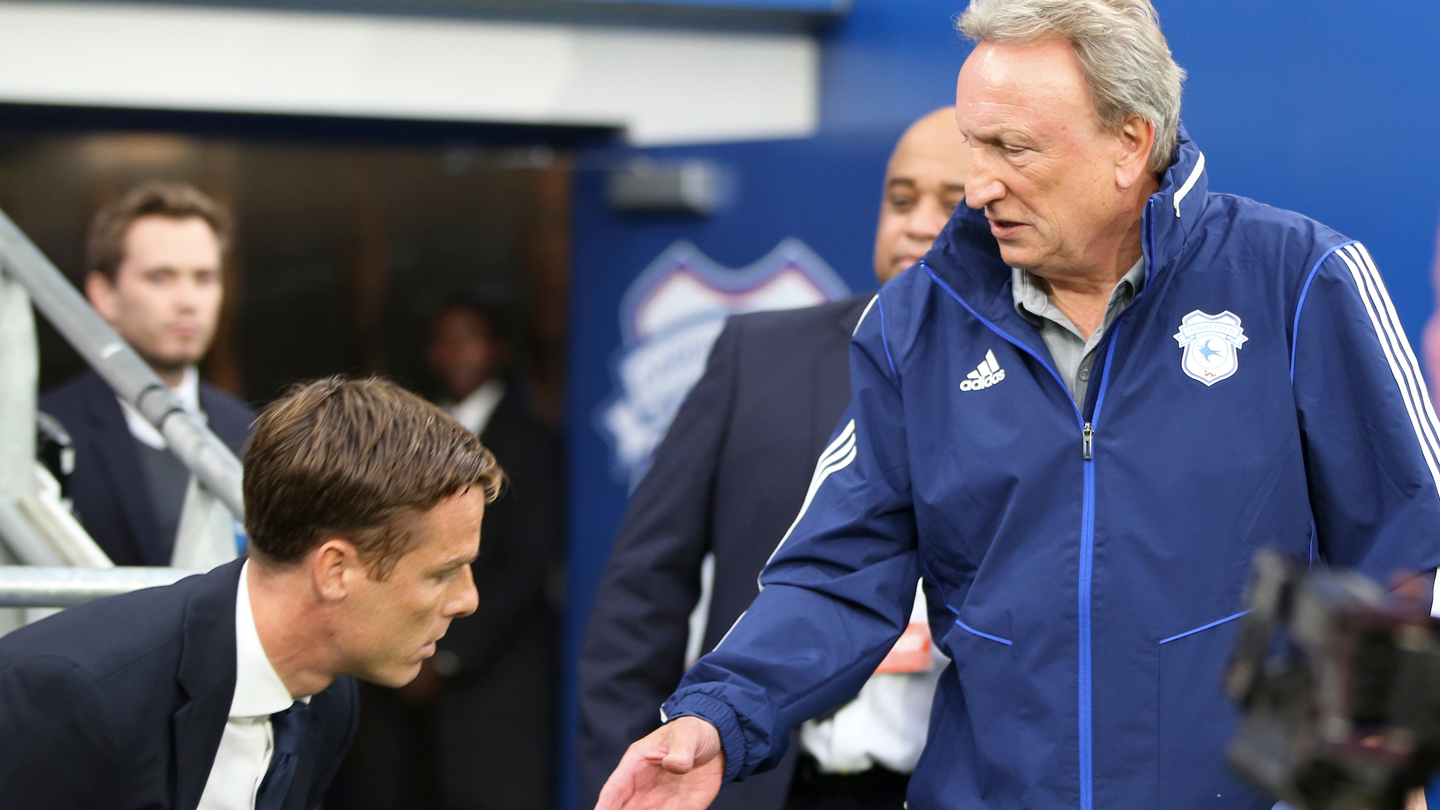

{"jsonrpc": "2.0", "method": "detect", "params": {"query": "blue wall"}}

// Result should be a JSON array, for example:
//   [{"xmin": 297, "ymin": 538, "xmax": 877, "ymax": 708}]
[
  {"xmin": 1160, "ymin": 1, "xmax": 1440, "ymax": 338},
  {"xmin": 561, "ymin": 2, "xmax": 1440, "ymax": 807}
]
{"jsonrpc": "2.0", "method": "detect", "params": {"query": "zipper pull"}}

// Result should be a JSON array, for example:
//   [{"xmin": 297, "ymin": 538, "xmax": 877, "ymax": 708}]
[{"xmin": 1082, "ymin": 422, "xmax": 1093, "ymax": 461}]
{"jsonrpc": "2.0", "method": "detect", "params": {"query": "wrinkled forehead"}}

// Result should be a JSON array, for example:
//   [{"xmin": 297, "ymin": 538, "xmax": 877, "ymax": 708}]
[{"xmin": 956, "ymin": 39, "xmax": 1098, "ymax": 134}]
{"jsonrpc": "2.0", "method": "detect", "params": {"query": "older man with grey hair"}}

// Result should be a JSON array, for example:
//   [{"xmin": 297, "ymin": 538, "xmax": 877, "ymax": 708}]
[{"xmin": 597, "ymin": 2, "xmax": 1440, "ymax": 810}]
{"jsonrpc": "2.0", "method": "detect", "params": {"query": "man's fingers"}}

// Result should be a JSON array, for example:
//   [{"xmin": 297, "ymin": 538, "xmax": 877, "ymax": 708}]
[
  {"xmin": 594, "ymin": 755, "xmax": 636, "ymax": 810},
  {"xmin": 594, "ymin": 717, "xmax": 725, "ymax": 810},
  {"xmin": 659, "ymin": 728, "xmax": 697, "ymax": 774},
  {"xmin": 660, "ymin": 746, "xmax": 696, "ymax": 775}
]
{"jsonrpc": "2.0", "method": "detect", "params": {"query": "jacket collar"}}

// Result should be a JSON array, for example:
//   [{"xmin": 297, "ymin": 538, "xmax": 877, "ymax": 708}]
[
  {"xmin": 173, "ymin": 558, "xmax": 244, "ymax": 810},
  {"xmin": 1143, "ymin": 126, "xmax": 1208, "ymax": 287},
  {"xmin": 922, "ymin": 126, "xmax": 1209, "ymax": 323},
  {"xmin": 77, "ymin": 370, "xmax": 163, "ymax": 562}
]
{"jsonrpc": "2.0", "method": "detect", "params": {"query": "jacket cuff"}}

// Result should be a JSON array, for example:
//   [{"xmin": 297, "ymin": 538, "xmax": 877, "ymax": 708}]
[{"xmin": 661, "ymin": 691, "xmax": 748, "ymax": 783}]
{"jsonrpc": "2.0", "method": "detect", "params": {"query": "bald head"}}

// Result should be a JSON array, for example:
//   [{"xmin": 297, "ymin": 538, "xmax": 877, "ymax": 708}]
[{"xmin": 873, "ymin": 107, "xmax": 970, "ymax": 283}]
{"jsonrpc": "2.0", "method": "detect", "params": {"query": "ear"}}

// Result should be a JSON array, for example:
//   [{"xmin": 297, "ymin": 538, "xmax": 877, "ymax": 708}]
[
  {"xmin": 310, "ymin": 538, "xmax": 366, "ymax": 603},
  {"xmin": 1114, "ymin": 115, "xmax": 1156, "ymax": 190},
  {"xmin": 85, "ymin": 272, "xmax": 119, "ymax": 323}
]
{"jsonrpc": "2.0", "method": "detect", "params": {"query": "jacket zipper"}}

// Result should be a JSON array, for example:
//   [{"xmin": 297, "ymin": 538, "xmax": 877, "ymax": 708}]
[
  {"xmin": 1080, "ymin": 198, "xmax": 1156, "ymax": 810},
  {"xmin": 920, "ymin": 253, "xmax": 1143, "ymax": 810},
  {"xmin": 1075, "ymin": 321, "xmax": 1127, "ymax": 810}
]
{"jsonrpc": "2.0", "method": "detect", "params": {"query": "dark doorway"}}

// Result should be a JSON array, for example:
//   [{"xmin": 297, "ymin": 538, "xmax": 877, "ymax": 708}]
[{"xmin": 0, "ymin": 115, "xmax": 594, "ymax": 424}]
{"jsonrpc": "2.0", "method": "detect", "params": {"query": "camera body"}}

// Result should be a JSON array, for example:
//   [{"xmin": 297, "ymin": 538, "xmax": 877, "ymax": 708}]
[{"xmin": 1226, "ymin": 550, "xmax": 1440, "ymax": 810}]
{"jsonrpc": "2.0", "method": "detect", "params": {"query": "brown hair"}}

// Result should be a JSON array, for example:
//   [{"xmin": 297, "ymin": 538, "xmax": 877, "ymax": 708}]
[
  {"xmin": 243, "ymin": 376, "xmax": 504, "ymax": 578},
  {"xmin": 86, "ymin": 181, "xmax": 233, "ymax": 281}
]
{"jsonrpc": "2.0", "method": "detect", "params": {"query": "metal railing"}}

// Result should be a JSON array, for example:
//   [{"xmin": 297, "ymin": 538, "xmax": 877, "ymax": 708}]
[
  {"xmin": 0, "ymin": 202, "xmax": 243, "ymax": 617},
  {"xmin": 0, "ymin": 567, "xmax": 202, "ymax": 608},
  {"xmin": 0, "ymin": 207, "xmax": 244, "ymax": 519}
]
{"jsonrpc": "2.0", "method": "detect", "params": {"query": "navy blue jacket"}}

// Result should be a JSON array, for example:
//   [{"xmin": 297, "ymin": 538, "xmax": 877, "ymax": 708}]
[
  {"xmin": 578, "ymin": 296, "xmax": 869, "ymax": 810},
  {"xmin": 0, "ymin": 558, "xmax": 358, "ymax": 810},
  {"xmin": 662, "ymin": 133, "xmax": 1440, "ymax": 810},
  {"xmin": 40, "ymin": 368, "xmax": 255, "ymax": 565}
]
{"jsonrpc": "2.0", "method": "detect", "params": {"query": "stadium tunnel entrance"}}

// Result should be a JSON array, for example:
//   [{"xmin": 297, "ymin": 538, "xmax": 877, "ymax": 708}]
[{"xmin": 0, "ymin": 103, "xmax": 609, "ymax": 425}]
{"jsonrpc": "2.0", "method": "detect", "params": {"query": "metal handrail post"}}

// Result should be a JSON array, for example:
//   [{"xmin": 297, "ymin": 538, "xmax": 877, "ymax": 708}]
[{"xmin": 0, "ymin": 207, "xmax": 244, "ymax": 519}]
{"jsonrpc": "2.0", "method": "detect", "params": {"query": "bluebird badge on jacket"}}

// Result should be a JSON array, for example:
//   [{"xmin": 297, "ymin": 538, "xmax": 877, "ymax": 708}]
[{"xmin": 1174, "ymin": 310, "xmax": 1249, "ymax": 386}]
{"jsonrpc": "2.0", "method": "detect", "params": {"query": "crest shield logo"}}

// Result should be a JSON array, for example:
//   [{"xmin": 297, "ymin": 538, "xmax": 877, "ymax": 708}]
[
  {"xmin": 1173, "ymin": 310, "xmax": 1248, "ymax": 386},
  {"xmin": 597, "ymin": 238, "xmax": 849, "ymax": 488}
]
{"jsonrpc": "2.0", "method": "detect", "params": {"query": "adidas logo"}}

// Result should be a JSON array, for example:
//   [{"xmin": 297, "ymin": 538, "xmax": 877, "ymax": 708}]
[{"xmin": 959, "ymin": 349, "xmax": 1006, "ymax": 391}]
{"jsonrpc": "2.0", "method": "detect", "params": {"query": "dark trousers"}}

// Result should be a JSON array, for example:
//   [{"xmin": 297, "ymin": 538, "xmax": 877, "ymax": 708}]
[{"xmin": 785, "ymin": 754, "xmax": 909, "ymax": 810}]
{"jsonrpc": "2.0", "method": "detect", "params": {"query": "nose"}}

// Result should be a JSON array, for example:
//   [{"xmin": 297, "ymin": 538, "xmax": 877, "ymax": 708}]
[
  {"xmin": 448, "ymin": 564, "xmax": 479, "ymax": 618},
  {"xmin": 905, "ymin": 194, "xmax": 952, "ymax": 247},
  {"xmin": 965, "ymin": 147, "xmax": 1003, "ymax": 210},
  {"xmin": 174, "ymin": 273, "xmax": 206, "ymax": 313}
]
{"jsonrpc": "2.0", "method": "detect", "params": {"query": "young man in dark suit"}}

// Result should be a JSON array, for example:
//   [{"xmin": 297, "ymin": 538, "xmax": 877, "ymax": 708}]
[
  {"xmin": 578, "ymin": 108, "xmax": 969, "ymax": 810},
  {"xmin": 0, "ymin": 376, "xmax": 503, "ymax": 810},
  {"xmin": 41, "ymin": 182, "xmax": 255, "ymax": 566},
  {"xmin": 332, "ymin": 297, "xmax": 563, "ymax": 810}
]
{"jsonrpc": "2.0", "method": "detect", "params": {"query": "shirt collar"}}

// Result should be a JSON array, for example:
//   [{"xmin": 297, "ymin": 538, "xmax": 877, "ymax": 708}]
[
  {"xmin": 231, "ymin": 561, "xmax": 306, "ymax": 718},
  {"xmin": 445, "ymin": 378, "xmax": 506, "ymax": 436},
  {"xmin": 1011, "ymin": 256, "xmax": 1147, "ymax": 328},
  {"xmin": 118, "ymin": 365, "xmax": 205, "ymax": 451}
]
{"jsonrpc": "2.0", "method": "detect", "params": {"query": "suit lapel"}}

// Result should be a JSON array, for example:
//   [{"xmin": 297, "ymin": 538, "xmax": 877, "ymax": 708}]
[
  {"xmin": 81, "ymin": 372, "xmax": 163, "ymax": 563},
  {"xmin": 809, "ymin": 296, "xmax": 868, "ymax": 457},
  {"xmin": 172, "ymin": 560, "xmax": 243, "ymax": 810}
]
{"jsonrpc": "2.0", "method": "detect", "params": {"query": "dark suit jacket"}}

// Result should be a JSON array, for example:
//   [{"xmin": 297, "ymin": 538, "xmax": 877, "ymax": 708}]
[
  {"xmin": 0, "ymin": 558, "xmax": 359, "ymax": 810},
  {"xmin": 577, "ymin": 295, "xmax": 871, "ymax": 810},
  {"xmin": 332, "ymin": 385, "xmax": 563, "ymax": 810},
  {"xmin": 40, "ymin": 368, "xmax": 256, "ymax": 566}
]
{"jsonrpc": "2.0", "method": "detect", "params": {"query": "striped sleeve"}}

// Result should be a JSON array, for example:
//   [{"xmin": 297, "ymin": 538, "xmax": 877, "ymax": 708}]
[
  {"xmin": 1292, "ymin": 241, "xmax": 1440, "ymax": 583},
  {"xmin": 662, "ymin": 288, "xmax": 920, "ymax": 782}
]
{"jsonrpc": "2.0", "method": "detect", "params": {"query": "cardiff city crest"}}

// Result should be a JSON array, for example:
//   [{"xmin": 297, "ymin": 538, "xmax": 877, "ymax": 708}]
[
  {"xmin": 597, "ymin": 238, "xmax": 849, "ymax": 488},
  {"xmin": 1173, "ymin": 310, "xmax": 1248, "ymax": 386}
]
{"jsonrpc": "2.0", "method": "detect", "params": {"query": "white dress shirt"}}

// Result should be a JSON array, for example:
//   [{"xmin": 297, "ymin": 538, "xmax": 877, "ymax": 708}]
[
  {"xmin": 197, "ymin": 562, "xmax": 309, "ymax": 810},
  {"xmin": 798, "ymin": 582, "xmax": 945, "ymax": 774},
  {"xmin": 444, "ymin": 378, "xmax": 505, "ymax": 437},
  {"xmin": 118, "ymin": 365, "xmax": 204, "ymax": 450}
]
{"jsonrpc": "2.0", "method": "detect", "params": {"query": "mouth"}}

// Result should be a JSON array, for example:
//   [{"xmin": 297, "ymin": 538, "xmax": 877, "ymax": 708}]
[
  {"xmin": 987, "ymin": 218, "xmax": 1026, "ymax": 239},
  {"xmin": 419, "ymin": 640, "xmax": 438, "ymax": 658},
  {"xmin": 894, "ymin": 253, "xmax": 925, "ymax": 271}
]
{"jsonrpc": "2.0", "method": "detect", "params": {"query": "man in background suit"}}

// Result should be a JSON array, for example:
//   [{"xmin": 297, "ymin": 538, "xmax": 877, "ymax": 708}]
[
  {"xmin": 41, "ymin": 181, "xmax": 254, "ymax": 566},
  {"xmin": 578, "ymin": 108, "xmax": 969, "ymax": 810},
  {"xmin": 0, "ymin": 376, "xmax": 503, "ymax": 810},
  {"xmin": 333, "ymin": 296, "xmax": 563, "ymax": 810}
]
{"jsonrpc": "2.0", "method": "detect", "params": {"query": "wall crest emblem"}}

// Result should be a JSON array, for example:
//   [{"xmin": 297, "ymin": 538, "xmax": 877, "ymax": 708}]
[{"xmin": 597, "ymin": 238, "xmax": 848, "ymax": 488}]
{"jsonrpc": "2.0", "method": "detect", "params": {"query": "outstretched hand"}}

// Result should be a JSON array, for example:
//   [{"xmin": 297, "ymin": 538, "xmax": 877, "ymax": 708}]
[{"xmin": 595, "ymin": 716, "xmax": 726, "ymax": 810}]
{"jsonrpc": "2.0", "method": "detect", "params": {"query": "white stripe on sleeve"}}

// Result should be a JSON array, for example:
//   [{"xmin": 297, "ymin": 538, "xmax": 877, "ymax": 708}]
[
  {"xmin": 853, "ymin": 295, "xmax": 879, "ymax": 337},
  {"xmin": 1333, "ymin": 244, "xmax": 1440, "ymax": 494},
  {"xmin": 759, "ymin": 419, "xmax": 859, "ymax": 583}
]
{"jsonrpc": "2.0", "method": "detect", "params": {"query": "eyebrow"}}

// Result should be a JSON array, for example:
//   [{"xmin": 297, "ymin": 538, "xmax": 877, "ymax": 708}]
[
  {"xmin": 964, "ymin": 125, "xmax": 1029, "ymax": 146},
  {"xmin": 887, "ymin": 178, "xmax": 967, "ymax": 192},
  {"xmin": 141, "ymin": 264, "xmax": 219, "ymax": 274},
  {"xmin": 435, "ymin": 554, "xmax": 478, "ymax": 571}
]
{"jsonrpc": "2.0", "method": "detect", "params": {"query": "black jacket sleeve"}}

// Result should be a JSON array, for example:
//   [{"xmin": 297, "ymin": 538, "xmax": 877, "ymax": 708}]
[{"xmin": 575, "ymin": 317, "xmax": 742, "ymax": 808}]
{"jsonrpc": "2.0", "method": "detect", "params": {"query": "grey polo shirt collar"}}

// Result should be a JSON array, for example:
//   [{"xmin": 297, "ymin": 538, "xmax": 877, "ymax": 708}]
[{"xmin": 1012, "ymin": 257, "xmax": 1146, "ymax": 405}]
